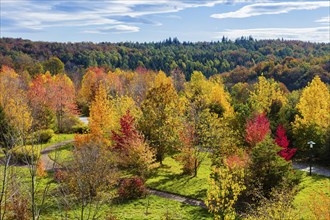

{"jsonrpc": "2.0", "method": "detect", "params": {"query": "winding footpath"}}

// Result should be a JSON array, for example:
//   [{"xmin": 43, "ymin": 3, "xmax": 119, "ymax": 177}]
[{"xmin": 40, "ymin": 140, "xmax": 74, "ymax": 171}]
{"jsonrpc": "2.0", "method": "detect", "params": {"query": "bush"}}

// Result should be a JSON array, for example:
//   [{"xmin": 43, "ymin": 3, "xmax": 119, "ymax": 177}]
[
  {"xmin": 12, "ymin": 145, "xmax": 40, "ymax": 164},
  {"xmin": 118, "ymin": 177, "xmax": 147, "ymax": 200},
  {"xmin": 54, "ymin": 169, "xmax": 66, "ymax": 183},
  {"xmin": 60, "ymin": 115, "xmax": 86, "ymax": 134},
  {"xmin": 28, "ymin": 129, "xmax": 54, "ymax": 144},
  {"xmin": 246, "ymin": 135, "xmax": 300, "ymax": 198},
  {"xmin": 72, "ymin": 124, "xmax": 89, "ymax": 134},
  {"xmin": 38, "ymin": 129, "xmax": 55, "ymax": 143},
  {"xmin": 244, "ymin": 188, "xmax": 297, "ymax": 220}
]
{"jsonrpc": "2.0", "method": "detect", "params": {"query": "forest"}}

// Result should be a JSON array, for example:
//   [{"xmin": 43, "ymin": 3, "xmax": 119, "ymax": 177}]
[
  {"xmin": 0, "ymin": 37, "xmax": 329, "ymax": 219},
  {"xmin": 0, "ymin": 37, "xmax": 329, "ymax": 90}
]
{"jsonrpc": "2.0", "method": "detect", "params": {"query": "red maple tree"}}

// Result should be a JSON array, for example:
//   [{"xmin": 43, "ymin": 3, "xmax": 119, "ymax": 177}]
[
  {"xmin": 111, "ymin": 110, "xmax": 139, "ymax": 151},
  {"xmin": 275, "ymin": 125, "xmax": 297, "ymax": 160},
  {"xmin": 245, "ymin": 113, "xmax": 270, "ymax": 147}
]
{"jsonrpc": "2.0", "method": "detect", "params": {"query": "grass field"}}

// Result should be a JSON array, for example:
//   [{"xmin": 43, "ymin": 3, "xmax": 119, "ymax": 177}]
[
  {"xmin": 293, "ymin": 172, "xmax": 330, "ymax": 219},
  {"xmin": 146, "ymin": 154, "xmax": 211, "ymax": 200}
]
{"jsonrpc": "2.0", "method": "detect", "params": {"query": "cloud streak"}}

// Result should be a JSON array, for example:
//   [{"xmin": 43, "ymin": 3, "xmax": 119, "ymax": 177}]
[
  {"xmin": 211, "ymin": 1, "xmax": 329, "ymax": 19},
  {"xmin": 1, "ymin": 0, "xmax": 248, "ymax": 33},
  {"xmin": 315, "ymin": 16, "xmax": 330, "ymax": 24},
  {"xmin": 214, "ymin": 26, "xmax": 330, "ymax": 42}
]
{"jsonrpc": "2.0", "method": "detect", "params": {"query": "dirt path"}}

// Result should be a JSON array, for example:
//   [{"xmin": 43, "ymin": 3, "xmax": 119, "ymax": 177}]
[
  {"xmin": 40, "ymin": 140, "xmax": 74, "ymax": 170},
  {"xmin": 147, "ymin": 188, "xmax": 206, "ymax": 208}
]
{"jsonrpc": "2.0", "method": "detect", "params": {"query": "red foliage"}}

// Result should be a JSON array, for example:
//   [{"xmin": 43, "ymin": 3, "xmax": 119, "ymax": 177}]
[
  {"xmin": 275, "ymin": 125, "xmax": 297, "ymax": 160},
  {"xmin": 117, "ymin": 177, "xmax": 146, "ymax": 200},
  {"xmin": 275, "ymin": 125, "xmax": 289, "ymax": 148},
  {"xmin": 111, "ymin": 110, "xmax": 139, "ymax": 151},
  {"xmin": 225, "ymin": 153, "xmax": 249, "ymax": 169},
  {"xmin": 245, "ymin": 113, "xmax": 270, "ymax": 147}
]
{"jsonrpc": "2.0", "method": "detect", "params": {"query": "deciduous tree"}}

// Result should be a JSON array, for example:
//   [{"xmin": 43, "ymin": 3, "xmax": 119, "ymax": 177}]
[
  {"xmin": 140, "ymin": 71, "xmax": 182, "ymax": 164},
  {"xmin": 245, "ymin": 114, "xmax": 270, "ymax": 147}
]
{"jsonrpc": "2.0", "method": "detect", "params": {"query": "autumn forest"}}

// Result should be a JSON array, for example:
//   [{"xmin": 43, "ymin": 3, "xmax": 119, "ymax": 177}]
[{"xmin": 0, "ymin": 37, "xmax": 329, "ymax": 219}]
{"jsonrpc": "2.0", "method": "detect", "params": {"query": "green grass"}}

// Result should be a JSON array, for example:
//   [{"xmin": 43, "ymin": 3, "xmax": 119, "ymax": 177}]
[
  {"xmin": 146, "ymin": 153, "xmax": 211, "ymax": 200},
  {"xmin": 40, "ymin": 133, "xmax": 74, "ymax": 149},
  {"xmin": 48, "ymin": 143, "xmax": 74, "ymax": 164},
  {"xmin": 293, "ymin": 171, "xmax": 330, "ymax": 219},
  {"xmin": 111, "ymin": 195, "xmax": 212, "ymax": 220}
]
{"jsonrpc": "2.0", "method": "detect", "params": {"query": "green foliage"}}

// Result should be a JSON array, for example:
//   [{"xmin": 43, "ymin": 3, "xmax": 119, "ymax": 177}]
[
  {"xmin": 30, "ymin": 129, "xmax": 55, "ymax": 144},
  {"xmin": 140, "ymin": 72, "xmax": 182, "ymax": 164},
  {"xmin": 247, "ymin": 136, "xmax": 299, "ymax": 197},
  {"xmin": 0, "ymin": 105, "xmax": 16, "ymax": 149},
  {"xmin": 12, "ymin": 145, "xmax": 40, "ymax": 164},
  {"xmin": 2, "ymin": 38, "xmax": 329, "ymax": 90},
  {"xmin": 42, "ymin": 57, "xmax": 64, "ymax": 75},
  {"xmin": 60, "ymin": 114, "xmax": 87, "ymax": 134}
]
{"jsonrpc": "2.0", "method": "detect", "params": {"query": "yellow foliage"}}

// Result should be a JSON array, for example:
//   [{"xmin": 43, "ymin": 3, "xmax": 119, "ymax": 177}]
[
  {"xmin": 0, "ymin": 66, "xmax": 32, "ymax": 134},
  {"xmin": 89, "ymin": 83, "xmax": 114, "ymax": 144},
  {"xmin": 294, "ymin": 76, "xmax": 330, "ymax": 130},
  {"xmin": 185, "ymin": 71, "xmax": 234, "ymax": 119},
  {"xmin": 205, "ymin": 160, "xmax": 246, "ymax": 220},
  {"xmin": 249, "ymin": 76, "xmax": 287, "ymax": 114}
]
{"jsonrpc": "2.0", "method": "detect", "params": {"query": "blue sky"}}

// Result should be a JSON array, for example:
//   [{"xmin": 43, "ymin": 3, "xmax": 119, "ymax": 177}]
[{"xmin": 1, "ymin": 0, "xmax": 329, "ymax": 43}]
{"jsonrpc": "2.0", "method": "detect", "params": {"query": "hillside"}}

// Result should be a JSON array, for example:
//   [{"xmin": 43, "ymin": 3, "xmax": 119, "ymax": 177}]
[{"xmin": 1, "ymin": 37, "xmax": 329, "ymax": 90}]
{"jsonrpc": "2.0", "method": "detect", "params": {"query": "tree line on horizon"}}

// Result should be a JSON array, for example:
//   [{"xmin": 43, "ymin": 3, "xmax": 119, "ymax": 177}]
[{"xmin": 0, "ymin": 37, "xmax": 329, "ymax": 91}]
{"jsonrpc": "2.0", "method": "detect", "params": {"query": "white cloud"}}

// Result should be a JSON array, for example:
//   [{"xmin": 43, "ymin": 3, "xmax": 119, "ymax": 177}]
[
  {"xmin": 211, "ymin": 1, "xmax": 329, "ymax": 19},
  {"xmin": 83, "ymin": 25, "xmax": 140, "ymax": 34},
  {"xmin": 315, "ymin": 16, "xmax": 330, "ymax": 24},
  {"xmin": 1, "ymin": 0, "xmax": 264, "ymax": 33},
  {"xmin": 214, "ymin": 26, "xmax": 330, "ymax": 42}
]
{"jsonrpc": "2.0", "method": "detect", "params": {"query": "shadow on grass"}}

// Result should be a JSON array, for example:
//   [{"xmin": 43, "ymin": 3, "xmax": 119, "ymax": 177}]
[{"xmin": 186, "ymin": 205, "xmax": 212, "ymax": 219}]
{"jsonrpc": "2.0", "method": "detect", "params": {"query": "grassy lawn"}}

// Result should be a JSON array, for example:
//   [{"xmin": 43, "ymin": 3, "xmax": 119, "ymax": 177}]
[
  {"xmin": 48, "ymin": 143, "xmax": 74, "ymax": 164},
  {"xmin": 1, "ymin": 166, "xmax": 211, "ymax": 220},
  {"xmin": 146, "ymin": 153, "xmax": 212, "ymax": 200},
  {"xmin": 41, "ymin": 194, "xmax": 212, "ymax": 220},
  {"xmin": 40, "ymin": 133, "xmax": 75, "ymax": 149},
  {"xmin": 293, "ymin": 171, "xmax": 330, "ymax": 219},
  {"xmin": 110, "ymin": 195, "xmax": 211, "ymax": 220}
]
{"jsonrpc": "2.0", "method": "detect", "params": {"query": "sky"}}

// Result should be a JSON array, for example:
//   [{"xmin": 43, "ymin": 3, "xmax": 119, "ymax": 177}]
[{"xmin": 1, "ymin": 0, "xmax": 329, "ymax": 43}]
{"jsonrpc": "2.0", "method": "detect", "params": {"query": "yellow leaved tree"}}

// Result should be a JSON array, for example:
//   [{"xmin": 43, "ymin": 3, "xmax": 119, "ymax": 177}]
[
  {"xmin": 88, "ymin": 83, "xmax": 114, "ymax": 145},
  {"xmin": 249, "ymin": 76, "xmax": 287, "ymax": 114},
  {"xmin": 0, "ymin": 66, "xmax": 32, "ymax": 136},
  {"xmin": 292, "ymin": 76, "xmax": 330, "ymax": 158}
]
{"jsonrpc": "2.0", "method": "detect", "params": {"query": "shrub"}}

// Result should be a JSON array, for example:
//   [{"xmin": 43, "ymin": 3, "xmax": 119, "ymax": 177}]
[
  {"xmin": 244, "ymin": 188, "xmax": 297, "ymax": 220},
  {"xmin": 60, "ymin": 115, "xmax": 86, "ymax": 134},
  {"xmin": 8, "ymin": 193, "xmax": 31, "ymax": 220},
  {"xmin": 206, "ymin": 157, "xmax": 246, "ymax": 220},
  {"xmin": 38, "ymin": 129, "xmax": 54, "ymax": 143},
  {"xmin": 246, "ymin": 135, "xmax": 299, "ymax": 198},
  {"xmin": 12, "ymin": 145, "xmax": 40, "ymax": 164},
  {"xmin": 36, "ymin": 159, "xmax": 46, "ymax": 177},
  {"xmin": 54, "ymin": 169, "xmax": 66, "ymax": 183},
  {"xmin": 118, "ymin": 177, "xmax": 147, "ymax": 200},
  {"xmin": 28, "ymin": 129, "xmax": 54, "ymax": 144},
  {"xmin": 72, "ymin": 124, "xmax": 89, "ymax": 134}
]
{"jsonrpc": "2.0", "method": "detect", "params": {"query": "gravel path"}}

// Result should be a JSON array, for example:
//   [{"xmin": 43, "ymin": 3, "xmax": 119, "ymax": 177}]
[
  {"xmin": 293, "ymin": 162, "xmax": 330, "ymax": 177},
  {"xmin": 40, "ymin": 139, "xmax": 74, "ymax": 170},
  {"xmin": 148, "ymin": 188, "xmax": 206, "ymax": 208}
]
